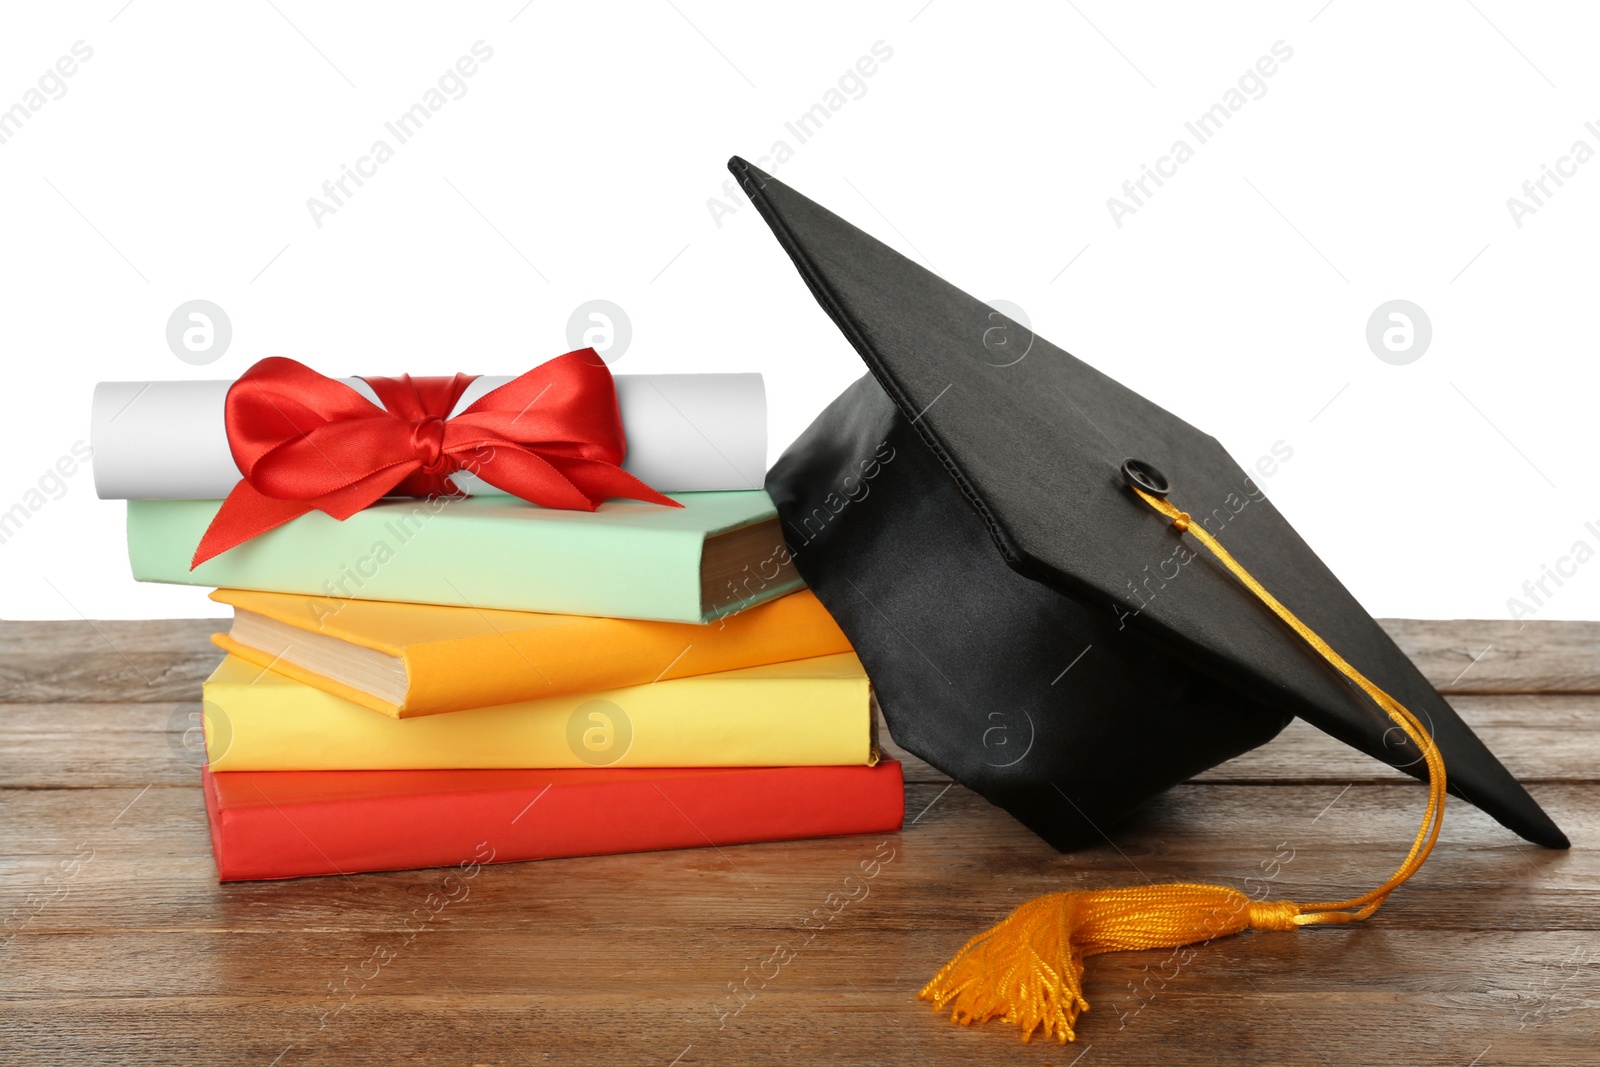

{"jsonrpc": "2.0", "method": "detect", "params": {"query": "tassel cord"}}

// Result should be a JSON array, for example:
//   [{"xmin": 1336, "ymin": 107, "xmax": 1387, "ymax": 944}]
[
  {"xmin": 1130, "ymin": 488, "xmax": 1447, "ymax": 926},
  {"xmin": 919, "ymin": 485, "xmax": 1451, "ymax": 1043}
]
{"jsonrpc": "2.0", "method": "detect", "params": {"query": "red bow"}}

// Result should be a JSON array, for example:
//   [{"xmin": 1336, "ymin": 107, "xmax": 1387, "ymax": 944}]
[{"xmin": 192, "ymin": 350, "xmax": 680, "ymax": 568}]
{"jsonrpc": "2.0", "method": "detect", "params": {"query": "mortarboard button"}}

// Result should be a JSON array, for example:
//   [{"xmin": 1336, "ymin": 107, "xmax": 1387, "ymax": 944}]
[{"xmin": 1120, "ymin": 458, "xmax": 1170, "ymax": 497}]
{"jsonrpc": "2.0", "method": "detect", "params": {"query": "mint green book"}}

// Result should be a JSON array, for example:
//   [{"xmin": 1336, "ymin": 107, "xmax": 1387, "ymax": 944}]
[{"xmin": 126, "ymin": 492, "xmax": 801, "ymax": 624}]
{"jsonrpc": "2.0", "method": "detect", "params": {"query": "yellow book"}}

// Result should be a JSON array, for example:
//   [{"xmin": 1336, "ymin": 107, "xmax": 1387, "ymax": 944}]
[
  {"xmin": 208, "ymin": 587, "xmax": 852, "ymax": 719},
  {"xmin": 202, "ymin": 652, "xmax": 876, "ymax": 771}
]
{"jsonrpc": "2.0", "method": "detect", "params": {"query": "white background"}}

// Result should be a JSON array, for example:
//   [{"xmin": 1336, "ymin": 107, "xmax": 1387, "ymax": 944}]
[{"xmin": 1, "ymin": 1, "xmax": 1596, "ymax": 622}]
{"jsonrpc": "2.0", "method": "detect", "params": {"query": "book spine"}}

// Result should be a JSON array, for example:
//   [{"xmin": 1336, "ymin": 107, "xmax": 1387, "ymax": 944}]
[
  {"xmin": 399, "ymin": 591, "xmax": 853, "ymax": 717},
  {"xmin": 204, "ymin": 763, "xmax": 905, "ymax": 881},
  {"xmin": 128, "ymin": 498, "xmax": 706, "ymax": 622},
  {"xmin": 202, "ymin": 661, "xmax": 872, "ymax": 770},
  {"xmin": 207, "ymin": 587, "xmax": 852, "ymax": 719}
]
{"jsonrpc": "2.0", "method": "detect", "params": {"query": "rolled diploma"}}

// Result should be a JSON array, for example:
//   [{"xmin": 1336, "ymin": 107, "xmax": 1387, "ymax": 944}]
[{"xmin": 91, "ymin": 374, "xmax": 766, "ymax": 499}]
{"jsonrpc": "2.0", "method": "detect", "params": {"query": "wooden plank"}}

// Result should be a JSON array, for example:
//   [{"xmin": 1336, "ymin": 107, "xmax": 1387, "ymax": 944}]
[
  {"xmin": 0, "ymin": 618, "xmax": 222, "ymax": 657},
  {"xmin": 5, "ymin": 779, "xmax": 1596, "ymax": 934},
  {"xmin": 5, "ymin": 617, "xmax": 1599, "ymax": 705},
  {"xmin": 1194, "ymin": 695, "xmax": 1598, "ymax": 784},
  {"xmin": 0, "ymin": 619, "xmax": 221, "ymax": 704},
  {"xmin": 0, "ymin": 988, "xmax": 1589, "ymax": 1067},
  {"xmin": 0, "ymin": 702, "xmax": 206, "ymax": 788},
  {"xmin": 1382, "ymin": 617, "xmax": 1600, "ymax": 693}
]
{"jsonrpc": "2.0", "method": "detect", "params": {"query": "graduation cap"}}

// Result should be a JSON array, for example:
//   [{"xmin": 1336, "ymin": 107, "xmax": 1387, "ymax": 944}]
[{"xmin": 731, "ymin": 156, "xmax": 1567, "ymax": 1042}]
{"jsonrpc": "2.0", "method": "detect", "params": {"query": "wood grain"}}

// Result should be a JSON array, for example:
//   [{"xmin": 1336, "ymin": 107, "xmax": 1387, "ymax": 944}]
[
  {"xmin": 2, "ymin": 619, "xmax": 1595, "ymax": 1065},
  {"xmin": 1381, "ymin": 617, "xmax": 1600, "ymax": 693}
]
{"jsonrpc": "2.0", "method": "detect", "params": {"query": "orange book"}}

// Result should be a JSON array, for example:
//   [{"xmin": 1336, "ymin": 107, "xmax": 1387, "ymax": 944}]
[{"xmin": 209, "ymin": 587, "xmax": 851, "ymax": 719}]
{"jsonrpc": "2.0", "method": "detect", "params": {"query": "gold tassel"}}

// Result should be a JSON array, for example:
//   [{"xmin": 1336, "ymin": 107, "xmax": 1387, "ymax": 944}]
[
  {"xmin": 921, "ymin": 487, "xmax": 1448, "ymax": 1043},
  {"xmin": 919, "ymin": 885, "xmax": 1301, "ymax": 1044}
]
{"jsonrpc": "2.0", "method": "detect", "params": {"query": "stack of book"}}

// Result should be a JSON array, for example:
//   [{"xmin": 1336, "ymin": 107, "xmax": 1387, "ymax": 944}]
[{"xmin": 106, "ymin": 373, "xmax": 903, "ymax": 881}]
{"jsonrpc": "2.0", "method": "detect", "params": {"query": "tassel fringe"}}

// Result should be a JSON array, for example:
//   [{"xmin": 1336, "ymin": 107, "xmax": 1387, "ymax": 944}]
[{"xmin": 919, "ymin": 884, "xmax": 1302, "ymax": 1044}]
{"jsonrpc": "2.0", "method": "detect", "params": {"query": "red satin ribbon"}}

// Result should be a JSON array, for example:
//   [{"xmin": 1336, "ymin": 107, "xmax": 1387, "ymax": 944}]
[{"xmin": 191, "ymin": 349, "xmax": 680, "ymax": 568}]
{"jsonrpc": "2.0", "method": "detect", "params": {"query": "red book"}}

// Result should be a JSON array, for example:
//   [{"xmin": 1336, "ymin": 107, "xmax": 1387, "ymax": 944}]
[{"xmin": 202, "ymin": 761, "xmax": 904, "ymax": 881}]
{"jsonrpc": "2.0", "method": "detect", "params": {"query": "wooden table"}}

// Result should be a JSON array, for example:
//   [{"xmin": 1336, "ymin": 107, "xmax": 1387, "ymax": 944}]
[{"xmin": 2, "ymin": 619, "xmax": 1595, "ymax": 1065}]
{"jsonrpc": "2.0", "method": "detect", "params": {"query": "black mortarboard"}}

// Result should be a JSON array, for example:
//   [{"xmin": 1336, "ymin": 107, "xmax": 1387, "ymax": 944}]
[{"xmin": 735, "ymin": 156, "xmax": 1567, "ymax": 854}]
